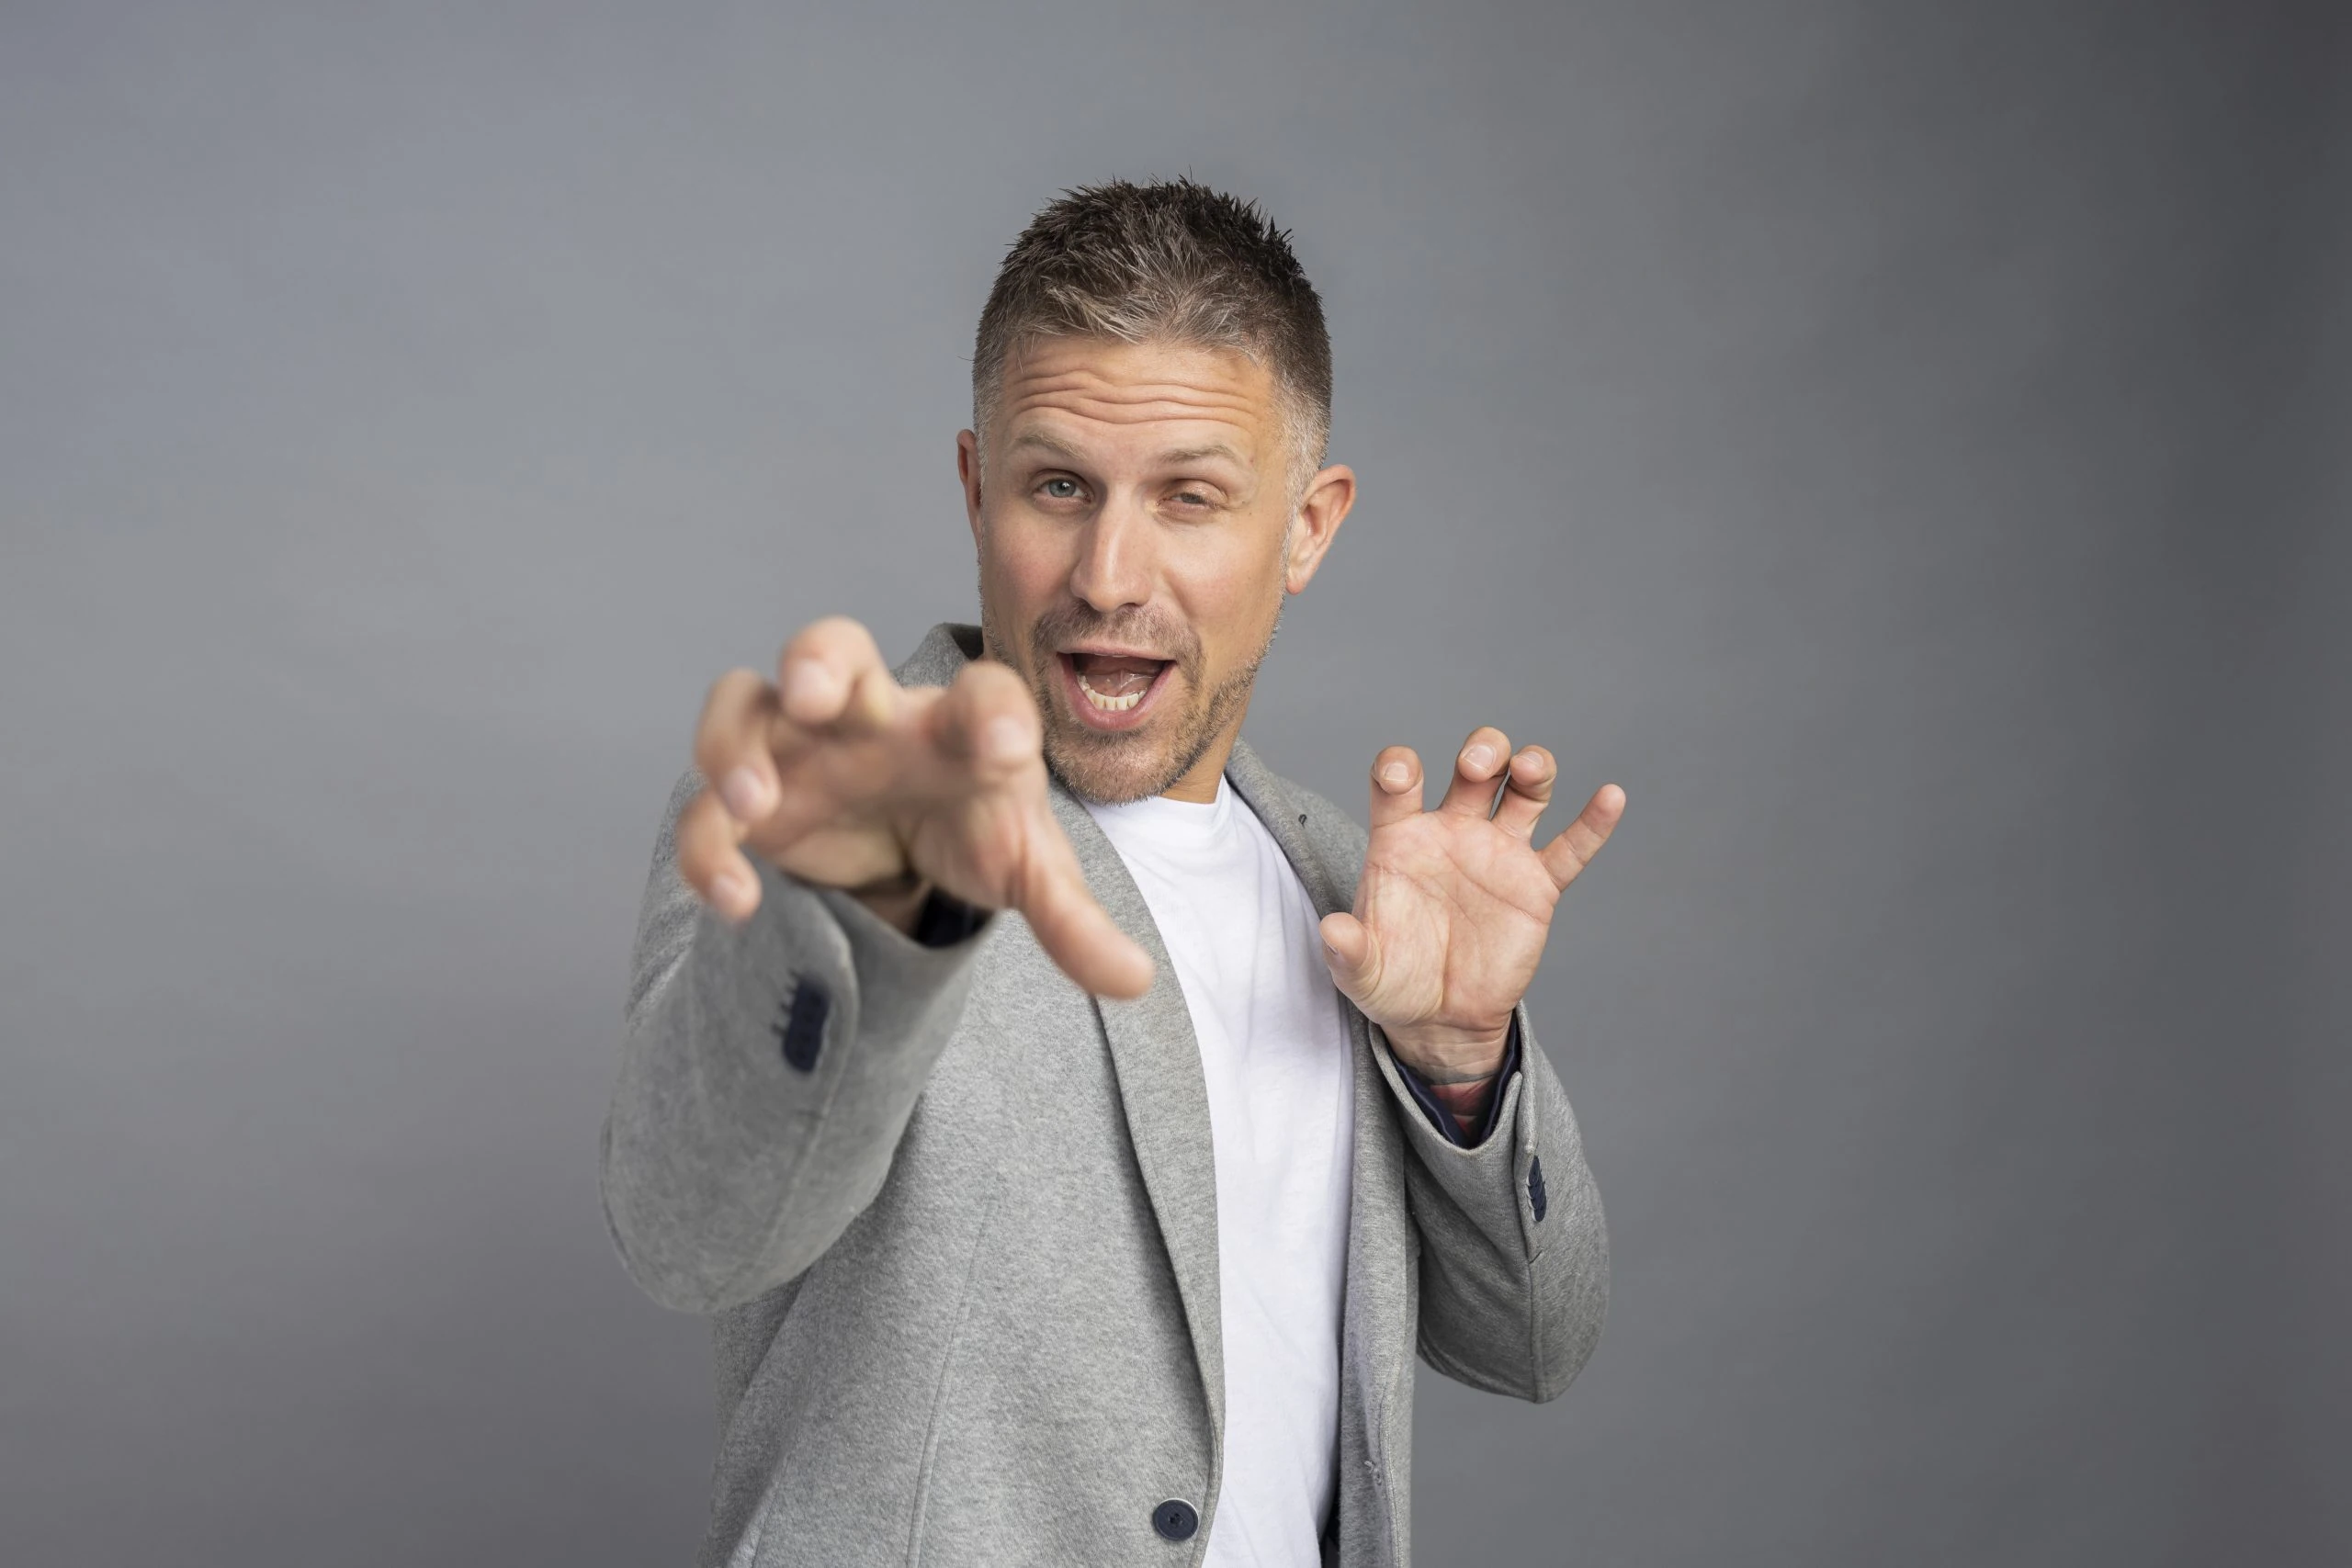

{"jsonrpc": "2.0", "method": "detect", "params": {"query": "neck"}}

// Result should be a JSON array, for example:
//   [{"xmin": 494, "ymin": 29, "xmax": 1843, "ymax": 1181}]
[{"xmin": 1159, "ymin": 705, "xmax": 1250, "ymax": 804}]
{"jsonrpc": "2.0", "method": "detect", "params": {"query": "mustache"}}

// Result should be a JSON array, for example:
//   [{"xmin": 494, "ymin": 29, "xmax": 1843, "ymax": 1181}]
[{"xmin": 1025, "ymin": 602, "xmax": 1202, "ymax": 675}]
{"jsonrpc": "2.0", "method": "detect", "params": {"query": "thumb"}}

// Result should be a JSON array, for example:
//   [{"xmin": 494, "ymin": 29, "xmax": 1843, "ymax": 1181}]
[{"xmin": 1319, "ymin": 911, "xmax": 1382, "ymax": 1005}]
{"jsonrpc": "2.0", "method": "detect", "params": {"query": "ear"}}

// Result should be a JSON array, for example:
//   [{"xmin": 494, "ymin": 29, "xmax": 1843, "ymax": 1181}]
[
  {"xmin": 956, "ymin": 429, "xmax": 984, "ymax": 548},
  {"xmin": 1283, "ymin": 463, "xmax": 1356, "ymax": 594}
]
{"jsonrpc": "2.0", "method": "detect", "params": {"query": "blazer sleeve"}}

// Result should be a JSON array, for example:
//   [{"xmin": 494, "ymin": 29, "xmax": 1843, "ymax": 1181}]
[
  {"xmin": 598, "ymin": 764, "xmax": 994, "ymax": 1314},
  {"xmin": 1377, "ymin": 1006, "xmax": 1611, "ymax": 1403}
]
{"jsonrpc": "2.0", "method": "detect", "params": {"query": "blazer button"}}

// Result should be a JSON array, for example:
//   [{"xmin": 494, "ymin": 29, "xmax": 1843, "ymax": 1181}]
[{"xmin": 1152, "ymin": 1498, "xmax": 1199, "ymax": 1541}]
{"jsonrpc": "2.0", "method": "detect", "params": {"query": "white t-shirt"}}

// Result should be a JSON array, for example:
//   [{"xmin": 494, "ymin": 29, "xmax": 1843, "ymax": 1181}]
[{"xmin": 1085, "ymin": 775, "xmax": 1358, "ymax": 1567}]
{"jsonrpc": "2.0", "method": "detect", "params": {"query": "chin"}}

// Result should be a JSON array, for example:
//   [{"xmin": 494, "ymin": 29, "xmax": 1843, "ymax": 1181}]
[{"xmin": 1042, "ymin": 728, "xmax": 1188, "ymax": 806}]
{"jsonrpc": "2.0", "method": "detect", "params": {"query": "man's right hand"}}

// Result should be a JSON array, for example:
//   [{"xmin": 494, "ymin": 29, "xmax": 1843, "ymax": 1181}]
[{"xmin": 674, "ymin": 616, "xmax": 1155, "ymax": 1000}]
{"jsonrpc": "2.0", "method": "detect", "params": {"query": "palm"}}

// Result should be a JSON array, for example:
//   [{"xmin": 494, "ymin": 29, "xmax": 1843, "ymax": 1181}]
[{"xmin": 1351, "ymin": 810, "xmax": 1559, "ymax": 1038}]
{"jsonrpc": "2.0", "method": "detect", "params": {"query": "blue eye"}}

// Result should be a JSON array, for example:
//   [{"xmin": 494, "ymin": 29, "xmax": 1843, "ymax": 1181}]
[{"xmin": 1042, "ymin": 478, "xmax": 1080, "ymax": 500}]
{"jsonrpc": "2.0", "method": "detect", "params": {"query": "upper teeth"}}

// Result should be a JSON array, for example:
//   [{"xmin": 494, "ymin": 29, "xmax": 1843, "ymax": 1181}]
[{"xmin": 1078, "ymin": 675, "xmax": 1144, "ymax": 712}]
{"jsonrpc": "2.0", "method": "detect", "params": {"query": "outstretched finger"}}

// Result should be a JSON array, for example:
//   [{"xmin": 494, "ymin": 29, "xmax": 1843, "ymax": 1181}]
[
  {"xmin": 1538, "ymin": 783, "xmax": 1627, "ymax": 891},
  {"xmin": 1438, "ymin": 727, "xmax": 1514, "ymax": 818},
  {"xmin": 933, "ymin": 660, "xmax": 1044, "ymax": 781},
  {"xmin": 1366, "ymin": 746, "xmax": 1424, "ymax": 830},
  {"xmin": 1491, "ymin": 746, "xmax": 1556, "ymax": 839},
  {"xmin": 1013, "ymin": 822, "xmax": 1156, "ymax": 999},
  {"xmin": 695, "ymin": 667, "xmax": 787, "ymax": 826},
  {"xmin": 775, "ymin": 615, "xmax": 897, "ymax": 733},
  {"xmin": 675, "ymin": 783, "xmax": 762, "ymax": 922}
]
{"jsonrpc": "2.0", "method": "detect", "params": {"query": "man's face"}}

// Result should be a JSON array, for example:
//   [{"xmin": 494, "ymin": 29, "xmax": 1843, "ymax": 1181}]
[{"xmin": 958, "ymin": 336, "xmax": 1351, "ymax": 805}]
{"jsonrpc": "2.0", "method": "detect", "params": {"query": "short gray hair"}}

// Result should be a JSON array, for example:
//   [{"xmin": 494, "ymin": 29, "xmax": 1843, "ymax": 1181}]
[{"xmin": 972, "ymin": 178, "xmax": 1333, "ymax": 499}]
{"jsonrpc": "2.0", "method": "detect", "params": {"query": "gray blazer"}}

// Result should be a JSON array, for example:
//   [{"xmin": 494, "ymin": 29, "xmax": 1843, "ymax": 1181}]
[{"xmin": 600, "ymin": 623, "xmax": 1610, "ymax": 1567}]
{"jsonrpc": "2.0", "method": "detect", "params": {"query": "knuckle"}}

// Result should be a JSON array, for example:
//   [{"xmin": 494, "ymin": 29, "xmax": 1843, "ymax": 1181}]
[
  {"xmin": 697, "ymin": 666, "xmax": 757, "ymax": 723},
  {"xmin": 806, "ymin": 612, "xmax": 866, "ymax": 643},
  {"xmin": 690, "ymin": 725, "xmax": 731, "ymax": 779},
  {"xmin": 674, "ymin": 793, "xmax": 727, "ymax": 877},
  {"xmin": 693, "ymin": 677, "xmax": 768, "ymax": 772},
  {"xmin": 786, "ymin": 615, "xmax": 869, "ymax": 667},
  {"xmin": 965, "ymin": 660, "xmax": 1028, "ymax": 703}
]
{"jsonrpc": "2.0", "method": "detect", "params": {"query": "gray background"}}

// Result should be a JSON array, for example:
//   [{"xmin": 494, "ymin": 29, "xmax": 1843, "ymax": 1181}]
[{"xmin": 4, "ymin": 2, "xmax": 2344, "ymax": 1563}]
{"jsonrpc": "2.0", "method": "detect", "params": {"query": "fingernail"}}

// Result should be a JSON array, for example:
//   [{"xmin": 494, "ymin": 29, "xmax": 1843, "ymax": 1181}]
[
  {"xmin": 1378, "ymin": 761, "xmax": 1409, "ymax": 787},
  {"xmin": 720, "ymin": 766, "xmax": 771, "ymax": 820},
  {"xmin": 712, "ymin": 868, "xmax": 752, "ymax": 914},
  {"xmin": 1464, "ymin": 745, "xmax": 1494, "ymax": 772},
  {"xmin": 781, "ymin": 660, "xmax": 842, "ymax": 716},
  {"xmin": 984, "ymin": 716, "xmax": 1029, "ymax": 760}
]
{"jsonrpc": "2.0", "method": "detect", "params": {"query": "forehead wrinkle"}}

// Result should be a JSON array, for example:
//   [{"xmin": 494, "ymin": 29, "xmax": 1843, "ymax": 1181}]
[
  {"xmin": 1001, "ymin": 394, "xmax": 1265, "ymax": 445},
  {"xmin": 988, "ymin": 347, "xmax": 1285, "ymax": 479},
  {"xmin": 1000, "ymin": 365, "xmax": 1266, "ymax": 417},
  {"xmin": 1002, "ymin": 428, "xmax": 1248, "ymax": 474},
  {"xmin": 1001, "ymin": 389, "xmax": 1264, "ymax": 430},
  {"xmin": 1005, "ymin": 413, "xmax": 1266, "ymax": 476}
]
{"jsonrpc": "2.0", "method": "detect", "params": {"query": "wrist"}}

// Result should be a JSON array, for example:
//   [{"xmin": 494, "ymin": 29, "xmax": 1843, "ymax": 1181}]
[
  {"xmin": 844, "ymin": 866, "xmax": 934, "ymax": 935},
  {"xmin": 1383, "ymin": 1021, "xmax": 1512, "ymax": 1085}
]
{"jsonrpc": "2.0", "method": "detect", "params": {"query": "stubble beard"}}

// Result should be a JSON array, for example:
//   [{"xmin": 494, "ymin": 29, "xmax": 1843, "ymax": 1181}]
[{"xmin": 979, "ymin": 592, "xmax": 1284, "ymax": 807}]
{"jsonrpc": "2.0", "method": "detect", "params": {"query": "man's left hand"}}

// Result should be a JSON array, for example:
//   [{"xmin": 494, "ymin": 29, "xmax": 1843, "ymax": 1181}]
[{"xmin": 1319, "ymin": 728, "xmax": 1625, "ymax": 1088}]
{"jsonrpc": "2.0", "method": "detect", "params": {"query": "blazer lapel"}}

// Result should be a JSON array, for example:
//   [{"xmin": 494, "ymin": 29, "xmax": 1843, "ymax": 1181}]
[
  {"xmin": 888, "ymin": 620, "xmax": 983, "ymax": 688},
  {"xmin": 1051, "ymin": 783, "xmax": 1227, "ymax": 1447},
  {"xmin": 1225, "ymin": 740, "xmax": 1416, "ymax": 1540},
  {"xmin": 897, "ymin": 626, "xmax": 1227, "ymax": 1445},
  {"xmin": 893, "ymin": 632, "xmax": 1405, "ymax": 1536},
  {"xmin": 1221, "ymin": 739, "xmax": 1348, "ymax": 916}
]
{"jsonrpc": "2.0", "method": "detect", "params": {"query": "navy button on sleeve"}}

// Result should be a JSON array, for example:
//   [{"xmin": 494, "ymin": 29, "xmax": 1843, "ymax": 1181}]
[{"xmin": 771, "ymin": 978, "xmax": 830, "ymax": 1073}]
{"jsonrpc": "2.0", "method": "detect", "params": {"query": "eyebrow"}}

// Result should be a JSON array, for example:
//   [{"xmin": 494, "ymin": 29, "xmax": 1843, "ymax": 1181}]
[
  {"xmin": 1153, "ymin": 443, "xmax": 1247, "ymax": 468},
  {"xmin": 1005, "ymin": 432, "xmax": 1089, "ymax": 462},
  {"xmin": 1004, "ymin": 432, "xmax": 1248, "ymax": 468}
]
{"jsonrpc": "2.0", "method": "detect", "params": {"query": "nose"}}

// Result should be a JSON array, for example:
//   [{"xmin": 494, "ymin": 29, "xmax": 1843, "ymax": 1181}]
[{"xmin": 1067, "ymin": 497, "xmax": 1155, "ymax": 614}]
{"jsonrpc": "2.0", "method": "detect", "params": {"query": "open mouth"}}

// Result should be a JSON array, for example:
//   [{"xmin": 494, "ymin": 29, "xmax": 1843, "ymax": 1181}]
[{"xmin": 1058, "ymin": 649, "xmax": 1174, "ymax": 729}]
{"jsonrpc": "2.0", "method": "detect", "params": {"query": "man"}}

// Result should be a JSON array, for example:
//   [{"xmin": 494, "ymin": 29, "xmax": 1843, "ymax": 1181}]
[{"xmin": 601, "ymin": 177, "xmax": 1623, "ymax": 1568}]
